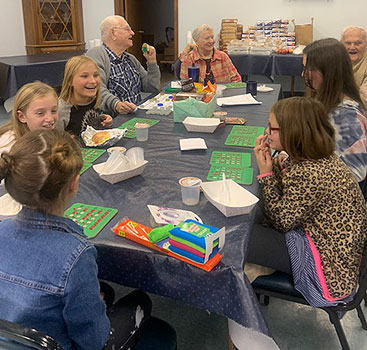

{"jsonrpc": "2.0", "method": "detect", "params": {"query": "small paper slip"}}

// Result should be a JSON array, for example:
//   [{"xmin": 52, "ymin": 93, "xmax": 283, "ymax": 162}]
[
  {"xmin": 171, "ymin": 81, "xmax": 181, "ymax": 88},
  {"xmin": 217, "ymin": 93, "xmax": 262, "ymax": 106},
  {"xmin": 179, "ymin": 138, "xmax": 207, "ymax": 151}
]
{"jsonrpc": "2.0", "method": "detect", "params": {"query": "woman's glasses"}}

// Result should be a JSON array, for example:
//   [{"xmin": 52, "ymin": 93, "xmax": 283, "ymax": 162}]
[{"xmin": 268, "ymin": 122, "xmax": 280, "ymax": 134}]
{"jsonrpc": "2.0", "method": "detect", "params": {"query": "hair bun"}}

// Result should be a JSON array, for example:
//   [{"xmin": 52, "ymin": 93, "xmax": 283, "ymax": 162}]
[{"xmin": 0, "ymin": 153, "xmax": 13, "ymax": 178}]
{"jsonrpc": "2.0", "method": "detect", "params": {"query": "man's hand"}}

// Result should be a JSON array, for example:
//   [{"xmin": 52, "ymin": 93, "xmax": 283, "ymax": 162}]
[
  {"xmin": 143, "ymin": 45, "xmax": 157, "ymax": 64},
  {"xmin": 116, "ymin": 101, "xmax": 137, "ymax": 114}
]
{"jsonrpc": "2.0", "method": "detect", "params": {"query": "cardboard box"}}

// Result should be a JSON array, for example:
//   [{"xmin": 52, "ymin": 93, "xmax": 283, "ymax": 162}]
[{"xmin": 292, "ymin": 18, "xmax": 314, "ymax": 45}]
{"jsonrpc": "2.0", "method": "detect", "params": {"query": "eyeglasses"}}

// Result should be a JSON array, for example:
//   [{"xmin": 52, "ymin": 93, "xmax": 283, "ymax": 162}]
[
  {"xmin": 344, "ymin": 41, "xmax": 366, "ymax": 47},
  {"xmin": 113, "ymin": 26, "xmax": 133, "ymax": 32},
  {"xmin": 268, "ymin": 122, "xmax": 280, "ymax": 135}
]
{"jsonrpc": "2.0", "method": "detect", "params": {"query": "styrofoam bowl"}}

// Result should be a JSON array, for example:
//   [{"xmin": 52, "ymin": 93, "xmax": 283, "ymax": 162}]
[
  {"xmin": 93, "ymin": 160, "xmax": 148, "ymax": 184},
  {"xmin": 201, "ymin": 179, "xmax": 259, "ymax": 217},
  {"xmin": 183, "ymin": 117, "xmax": 220, "ymax": 133}
]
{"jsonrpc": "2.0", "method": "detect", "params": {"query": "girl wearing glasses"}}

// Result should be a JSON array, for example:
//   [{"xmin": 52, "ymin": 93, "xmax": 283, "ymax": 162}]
[
  {"xmin": 249, "ymin": 96, "xmax": 367, "ymax": 307},
  {"xmin": 302, "ymin": 38, "xmax": 367, "ymax": 187}
]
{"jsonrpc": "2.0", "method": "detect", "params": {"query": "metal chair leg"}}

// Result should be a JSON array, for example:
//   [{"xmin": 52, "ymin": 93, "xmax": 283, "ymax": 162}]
[
  {"xmin": 356, "ymin": 305, "xmax": 367, "ymax": 330},
  {"xmin": 327, "ymin": 311, "xmax": 351, "ymax": 350}
]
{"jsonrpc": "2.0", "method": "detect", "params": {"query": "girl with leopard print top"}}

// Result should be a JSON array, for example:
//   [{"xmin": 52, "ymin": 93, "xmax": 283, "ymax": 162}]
[{"xmin": 249, "ymin": 96, "xmax": 367, "ymax": 307}]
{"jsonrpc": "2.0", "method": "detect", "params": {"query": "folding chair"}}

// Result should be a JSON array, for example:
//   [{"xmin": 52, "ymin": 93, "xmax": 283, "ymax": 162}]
[{"xmin": 252, "ymin": 241, "xmax": 367, "ymax": 350}]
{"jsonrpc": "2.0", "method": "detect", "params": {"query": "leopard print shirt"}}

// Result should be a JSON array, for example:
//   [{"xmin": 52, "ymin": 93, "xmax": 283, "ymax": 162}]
[{"xmin": 258, "ymin": 153, "xmax": 367, "ymax": 298}]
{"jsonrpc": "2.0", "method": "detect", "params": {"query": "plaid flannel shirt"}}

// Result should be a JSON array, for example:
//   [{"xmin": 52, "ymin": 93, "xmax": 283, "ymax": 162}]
[
  {"xmin": 104, "ymin": 44, "xmax": 142, "ymax": 104},
  {"xmin": 180, "ymin": 48, "xmax": 241, "ymax": 83}
]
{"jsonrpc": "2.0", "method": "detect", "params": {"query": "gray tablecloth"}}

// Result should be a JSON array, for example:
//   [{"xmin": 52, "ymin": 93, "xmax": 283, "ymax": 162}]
[
  {"xmin": 229, "ymin": 53, "xmax": 303, "ymax": 79},
  {"xmin": 73, "ymin": 85, "xmax": 281, "ymax": 334},
  {"xmin": 0, "ymin": 51, "xmax": 84, "ymax": 100}
]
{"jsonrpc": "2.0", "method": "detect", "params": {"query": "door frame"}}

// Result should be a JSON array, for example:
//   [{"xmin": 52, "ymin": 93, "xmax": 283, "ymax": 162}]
[{"xmin": 114, "ymin": 0, "xmax": 178, "ymax": 59}]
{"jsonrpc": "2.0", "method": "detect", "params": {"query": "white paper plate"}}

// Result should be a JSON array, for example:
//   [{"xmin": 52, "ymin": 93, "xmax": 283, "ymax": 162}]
[{"xmin": 257, "ymin": 85, "xmax": 274, "ymax": 93}]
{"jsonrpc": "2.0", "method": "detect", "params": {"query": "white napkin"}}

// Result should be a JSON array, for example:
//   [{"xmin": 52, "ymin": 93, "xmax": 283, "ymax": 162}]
[
  {"xmin": 179, "ymin": 138, "xmax": 207, "ymax": 151},
  {"xmin": 217, "ymin": 93, "xmax": 262, "ymax": 106}
]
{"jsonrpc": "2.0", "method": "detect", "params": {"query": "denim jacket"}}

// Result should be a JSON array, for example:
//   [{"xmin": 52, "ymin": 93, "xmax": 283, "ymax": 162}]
[{"xmin": 0, "ymin": 208, "xmax": 110, "ymax": 350}]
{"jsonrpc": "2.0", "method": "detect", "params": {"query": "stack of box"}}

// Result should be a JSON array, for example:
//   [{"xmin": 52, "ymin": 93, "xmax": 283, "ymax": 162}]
[
  {"xmin": 219, "ymin": 19, "xmax": 238, "ymax": 52},
  {"xmin": 168, "ymin": 220, "xmax": 222, "ymax": 264},
  {"xmin": 236, "ymin": 18, "xmax": 296, "ymax": 53}
]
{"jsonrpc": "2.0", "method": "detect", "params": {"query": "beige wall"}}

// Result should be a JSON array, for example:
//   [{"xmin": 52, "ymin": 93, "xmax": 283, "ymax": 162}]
[
  {"xmin": 178, "ymin": 0, "xmax": 367, "ymax": 52},
  {"xmin": 0, "ymin": 0, "xmax": 366, "ymax": 57}
]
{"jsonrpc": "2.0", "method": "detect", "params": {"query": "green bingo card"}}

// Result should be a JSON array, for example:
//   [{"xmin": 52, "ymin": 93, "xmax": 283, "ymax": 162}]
[
  {"xmin": 207, "ymin": 166, "xmax": 253, "ymax": 185},
  {"xmin": 225, "ymin": 126, "xmax": 265, "ymax": 148},
  {"xmin": 64, "ymin": 203, "xmax": 118, "ymax": 238},
  {"xmin": 224, "ymin": 82, "xmax": 247, "ymax": 89},
  {"xmin": 80, "ymin": 148, "xmax": 106, "ymax": 174},
  {"xmin": 210, "ymin": 151, "xmax": 251, "ymax": 167},
  {"xmin": 118, "ymin": 118, "xmax": 159, "ymax": 138}
]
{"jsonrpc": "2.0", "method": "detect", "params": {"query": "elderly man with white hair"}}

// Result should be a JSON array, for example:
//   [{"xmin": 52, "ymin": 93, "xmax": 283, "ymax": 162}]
[
  {"xmin": 87, "ymin": 15, "xmax": 160, "ymax": 115},
  {"xmin": 179, "ymin": 24, "xmax": 241, "ymax": 85},
  {"xmin": 341, "ymin": 26, "xmax": 367, "ymax": 104}
]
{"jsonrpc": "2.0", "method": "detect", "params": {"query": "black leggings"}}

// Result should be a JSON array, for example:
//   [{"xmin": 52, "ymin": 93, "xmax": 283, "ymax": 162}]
[
  {"xmin": 104, "ymin": 290, "xmax": 152, "ymax": 350},
  {"xmin": 247, "ymin": 223, "xmax": 292, "ymax": 274}
]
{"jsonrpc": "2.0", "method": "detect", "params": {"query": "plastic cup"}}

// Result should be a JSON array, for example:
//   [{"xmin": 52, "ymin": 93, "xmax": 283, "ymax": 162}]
[
  {"xmin": 179, "ymin": 177, "xmax": 202, "ymax": 206},
  {"xmin": 135, "ymin": 123, "xmax": 149, "ymax": 142},
  {"xmin": 126, "ymin": 147, "xmax": 145, "ymax": 166},
  {"xmin": 107, "ymin": 146, "xmax": 126, "ymax": 154},
  {"xmin": 188, "ymin": 65, "xmax": 200, "ymax": 83},
  {"xmin": 246, "ymin": 80, "xmax": 257, "ymax": 97}
]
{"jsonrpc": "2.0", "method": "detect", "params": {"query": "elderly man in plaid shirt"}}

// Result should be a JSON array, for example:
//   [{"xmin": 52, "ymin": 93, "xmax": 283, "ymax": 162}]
[{"xmin": 87, "ymin": 15, "xmax": 161, "ymax": 115}]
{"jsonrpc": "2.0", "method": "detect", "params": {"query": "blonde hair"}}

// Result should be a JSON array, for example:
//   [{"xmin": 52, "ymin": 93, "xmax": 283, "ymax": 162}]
[
  {"xmin": 271, "ymin": 97, "xmax": 335, "ymax": 161},
  {"xmin": 0, "ymin": 82, "xmax": 57, "ymax": 140},
  {"xmin": 0, "ymin": 129, "xmax": 82, "ymax": 213},
  {"xmin": 192, "ymin": 24, "xmax": 213, "ymax": 42},
  {"xmin": 60, "ymin": 55, "xmax": 101, "ymax": 108}
]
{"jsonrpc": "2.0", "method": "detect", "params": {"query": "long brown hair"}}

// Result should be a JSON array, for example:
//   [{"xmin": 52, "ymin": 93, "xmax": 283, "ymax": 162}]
[
  {"xmin": 271, "ymin": 97, "xmax": 335, "ymax": 161},
  {"xmin": 0, "ymin": 129, "xmax": 82, "ymax": 213},
  {"xmin": 303, "ymin": 38, "xmax": 364, "ymax": 113},
  {"xmin": 0, "ymin": 82, "xmax": 57, "ymax": 140}
]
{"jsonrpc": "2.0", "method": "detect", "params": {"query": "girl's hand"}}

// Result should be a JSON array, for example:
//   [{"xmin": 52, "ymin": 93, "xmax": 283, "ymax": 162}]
[
  {"xmin": 116, "ymin": 101, "xmax": 137, "ymax": 114},
  {"xmin": 254, "ymin": 135, "xmax": 273, "ymax": 174},
  {"xmin": 273, "ymin": 151, "xmax": 288, "ymax": 171},
  {"xmin": 100, "ymin": 114, "xmax": 113, "ymax": 127}
]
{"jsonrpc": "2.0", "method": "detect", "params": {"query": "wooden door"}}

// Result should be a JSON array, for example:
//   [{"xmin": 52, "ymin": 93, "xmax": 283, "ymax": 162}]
[{"xmin": 114, "ymin": 0, "xmax": 178, "ymax": 64}]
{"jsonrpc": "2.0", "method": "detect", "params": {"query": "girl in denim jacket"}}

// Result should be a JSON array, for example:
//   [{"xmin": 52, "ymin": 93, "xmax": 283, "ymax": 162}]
[{"xmin": 0, "ymin": 129, "xmax": 165, "ymax": 350}]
